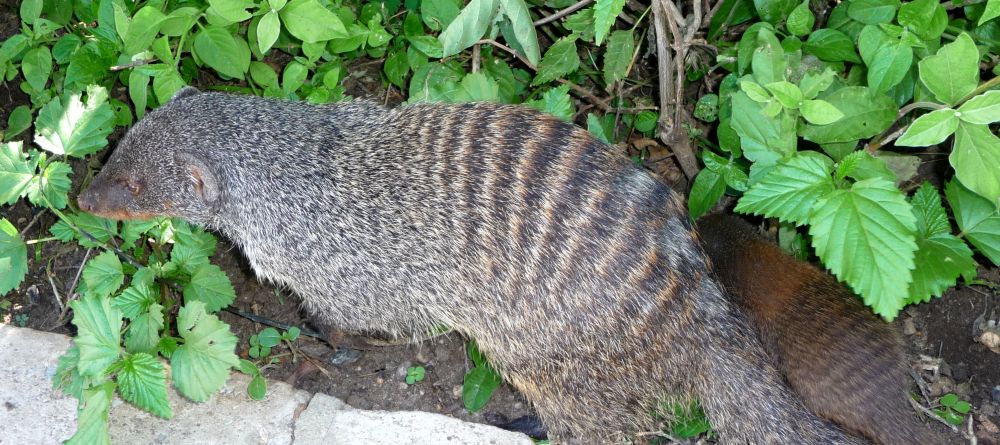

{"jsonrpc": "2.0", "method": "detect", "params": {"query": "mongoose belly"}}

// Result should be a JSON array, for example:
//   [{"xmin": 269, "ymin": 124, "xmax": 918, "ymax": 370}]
[{"xmin": 78, "ymin": 89, "xmax": 867, "ymax": 444}]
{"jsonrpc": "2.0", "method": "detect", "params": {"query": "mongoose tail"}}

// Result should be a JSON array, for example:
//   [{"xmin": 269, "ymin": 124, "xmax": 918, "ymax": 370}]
[{"xmin": 697, "ymin": 214, "xmax": 952, "ymax": 445}]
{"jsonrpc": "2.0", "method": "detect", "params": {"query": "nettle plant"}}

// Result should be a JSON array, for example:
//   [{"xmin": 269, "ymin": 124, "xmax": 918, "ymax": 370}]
[{"xmin": 690, "ymin": 0, "xmax": 1000, "ymax": 320}]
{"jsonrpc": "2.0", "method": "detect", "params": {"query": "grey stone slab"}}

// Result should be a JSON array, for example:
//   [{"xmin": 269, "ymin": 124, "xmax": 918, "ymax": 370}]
[
  {"xmin": 294, "ymin": 393, "xmax": 534, "ymax": 445},
  {"xmin": 0, "ymin": 324, "xmax": 78, "ymax": 445}
]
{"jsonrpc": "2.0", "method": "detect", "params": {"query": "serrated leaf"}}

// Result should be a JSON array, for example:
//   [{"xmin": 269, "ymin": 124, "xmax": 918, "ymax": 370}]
[
  {"xmin": 456, "ymin": 72, "xmax": 500, "ymax": 102},
  {"xmin": 439, "ymin": 0, "xmax": 499, "ymax": 58},
  {"xmin": 808, "ymin": 178, "xmax": 917, "ymax": 319},
  {"xmin": 957, "ymin": 91, "xmax": 1000, "ymax": 125},
  {"xmin": 53, "ymin": 345, "xmax": 87, "ymax": 400},
  {"xmin": 0, "ymin": 142, "xmax": 34, "ymax": 205},
  {"xmin": 125, "ymin": 305, "xmax": 164, "ymax": 354},
  {"xmin": 70, "ymin": 294, "xmax": 123, "ymax": 376},
  {"xmin": 279, "ymin": 0, "xmax": 347, "ymax": 42},
  {"xmin": 735, "ymin": 152, "xmax": 835, "ymax": 224},
  {"xmin": 603, "ymin": 30, "xmax": 634, "ymax": 87},
  {"xmin": 25, "ymin": 160, "xmax": 71, "ymax": 209},
  {"xmin": 896, "ymin": 108, "xmax": 959, "ymax": 147},
  {"xmin": 947, "ymin": 181, "xmax": 1000, "ymax": 267},
  {"xmin": 117, "ymin": 353, "xmax": 172, "ymax": 418},
  {"xmin": 183, "ymin": 263, "xmax": 236, "ymax": 313},
  {"xmin": 463, "ymin": 365, "xmax": 501, "ymax": 412},
  {"xmin": 532, "ymin": 36, "xmax": 580, "ymax": 85},
  {"xmin": 82, "ymin": 251, "xmax": 124, "ymax": 299},
  {"xmin": 836, "ymin": 151, "xmax": 895, "ymax": 183},
  {"xmin": 907, "ymin": 183, "xmax": 977, "ymax": 303},
  {"xmin": 64, "ymin": 382, "xmax": 114, "ymax": 445},
  {"xmin": 951, "ymin": 122, "xmax": 1000, "ymax": 207},
  {"xmin": 34, "ymin": 86, "xmax": 114, "ymax": 158},
  {"xmin": 526, "ymin": 85, "xmax": 574, "ymax": 121},
  {"xmin": 688, "ymin": 169, "xmax": 726, "ymax": 219},
  {"xmin": 171, "ymin": 301, "xmax": 239, "ymax": 402},
  {"xmin": 114, "ymin": 283, "xmax": 158, "ymax": 320},
  {"xmin": 499, "ymin": 0, "xmax": 540, "ymax": 65},
  {"xmin": 918, "ymin": 33, "xmax": 979, "ymax": 105},
  {"xmin": 73, "ymin": 212, "xmax": 118, "ymax": 248},
  {"xmin": 593, "ymin": 0, "xmax": 626, "ymax": 45},
  {"xmin": 786, "ymin": 0, "xmax": 814, "ymax": 36},
  {"xmin": 193, "ymin": 27, "xmax": 250, "ymax": 80},
  {"xmin": 801, "ymin": 87, "xmax": 897, "ymax": 144},
  {"xmin": 0, "ymin": 218, "xmax": 28, "ymax": 295},
  {"xmin": 800, "ymin": 99, "xmax": 844, "ymax": 125}
]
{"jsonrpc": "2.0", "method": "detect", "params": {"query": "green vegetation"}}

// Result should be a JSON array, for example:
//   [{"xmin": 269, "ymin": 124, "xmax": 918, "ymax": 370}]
[
  {"xmin": 935, "ymin": 392, "xmax": 972, "ymax": 425},
  {"xmin": 0, "ymin": 0, "xmax": 998, "ymax": 441}
]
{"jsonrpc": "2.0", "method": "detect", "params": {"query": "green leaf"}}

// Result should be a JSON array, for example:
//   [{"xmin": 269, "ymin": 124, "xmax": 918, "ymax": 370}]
[
  {"xmin": 804, "ymin": 29, "xmax": 861, "ymax": 63},
  {"xmin": 257, "ymin": 11, "xmax": 281, "ymax": 53},
  {"xmin": 951, "ymin": 122, "xmax": 1000, "ymax": 207},
  {"xmin": 740, "ymin": 80, "xmax": 771, "ymax": 102},
  {"xmin": 25, "ymin": 160, "xmax": 71, "ymax": 209},
  {"xmin": 729, "ymin": 91, "xmax": 796, "ymax": 165},
  {"xmin": 603, "ymin": 30, "xmax": 634, "ymax": 87},
  {"xmin": 957, "ymin": 91, "xmax": 1000, "ymax": 125},
  {"xmin": 64, "ymin": 382, "xmax": 114, "ymax": 445},
  {"xmin": 898, "ymin": 0, "xmax": 947, "ymax": 40},
  {"xmin": 786, "ymin": 0, "xmax": 814, "ymax": 36},
  {"xmin": 257, "ymin": 327, "xmax": 282, "ymax": 348},
  {"xmin": 526, "ymin": 85, "xmax": 574, "ymax": 121},
  {"xmin": 456, "ymin": 72, "xmax": 499, "ymax": 102},
  {"xmin": 193, "ymin": 28, "xmax": 250, "ymax": 80},
  {"xmin": 593, "ymin": 0, "xmax": 626, "ymax": 45},
  {"xmin": 463, "ymin": 365, "xmax": 501, "ymax": 412},
  {"xmin": 0, "ymin": 142, "xmax": 35, "ymax": 205},
  {"xmin": 72, "ymin": 212, "xmax": 118, "ymax": 248},
  {"xmin": 123, "ymin": 6, "xmax": 166, "ymax": 55},
  {"xmin": 82, "ymin": 251, "xmax": 125, "ymax": 299},
  {"xmin": 918, "ymin": 33, "xmax": 979, "ymax": 105},
  {"xmin": 800, "ymin": 99, "xmax": 844, "ymax": 125},
  {"xmin": 20, "ymin": 0, "xmax": 42, "ymax": 23},
  {"xmin": 754, "ymin": 0, "xmax": 797, "ymax": 24},
  {"xmin": 765, "ymin": 81, "xmax": 802, "ymax": 109},
  {"xmin": 586, "ymin": 113, "xmax": 613, "ymax": 143},
  {"xmin": 808, "ymin": 178, "xmax": 917, "ymax": 319},
  {"xmin": 409, "ymin": 35, "xmax": 444, "ymax": 58},
  {"xmin": 980, "ymin": 0, "xmax": 1000, "ymax": 25},
  {"xmin": 858, "ymin": 26, "xmax": 912, "ymax": 95},
  {"xmin": 836, "ymin": 151, "xmax": 896, "ymax": 183},
  {"xmin": 70, "ymin": 294, "xmax": 123, "ymax": 376},
  {"xmin": 751, "ymin": 27, "xmax": 785, "ymax": 85},
  {"xmin": 6, "ymin": 105, "xmax": 32, "ymax": 141},
  {"xmin": 439, "ymin": 0, "xmax": 499, "ymax": 58},
  {"xmin": 206, "ymin": 0, "xmax": 252, "ymax": 24},
  {"xmin": 384, "ymin": 49, "xmax": 410, "ymax": 88},
  {"xmin": 944, "ymin": 180, "xmax": 1000, "ymax": 265},
  {"xmin": 34, "ymin": 85, "xmax": 114, "ymax": 158},
  {"xmin": 117, "ymin": 353, "xmax": 172, "ymax": 418},
  {"xmin": 532, "ymin": 36, "xmax": 580, "ymax": 85},
  {"xmin": 907, "ymin": 183, "xmax": 977, "ymax": 303},
  {"xmin": 115, "ymin": 283, "xmax": 157, "ymax": 320},
  {"xmin": 0, "ymin": 218, "xmax": 27, "ymax": 295},
  {"xmin": 183, "ymin": 263, "xmax": 236, "ymax": 313},
  {"xmin": 171, "ymin": 301, "xmax": 240, "ymax": 402},
  {"xmin": 248, "ymin": 375, "xmax": 267, "ymax": 400},
  {"xmin": 847, "ymin": 0, "xmax": 899, "ymax": 24},
  {"xmin": 688, "ymin": 169, "xmax": 726, "ymax": 219},
  {"xmin": 896, "ymin": 108, "xmax": 959, "ymax": 147},
  {"xmin": 421, "ymin": 0, "xmax": 461, "ymax": 30},
  {"xmin": 279, "ymin": 0, "xmax": 347, "ymax": 42},
  {"xmin": 499, "ymin": 0, "xmax": 540, "ymax": 65},
  {"xmin": 801, "ymin": 87, "xmax": 897, "ymax": 144},
  {"xmin": 735, "ymin": 152, "xmax": 835, "ymax": 225},
  {"xmin": 21, "ymin": 46, "xmax": 52, "ymax": 91}
]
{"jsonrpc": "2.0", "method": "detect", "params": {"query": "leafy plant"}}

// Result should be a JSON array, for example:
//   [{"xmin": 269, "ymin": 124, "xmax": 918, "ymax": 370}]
[
  {"xmin": 934, "ymin": 393, "xmax": 971, "ymax": 425},
  {"xmin": 462, "ymin": 340, "xmax": 502, "ymax": 412},
  {"xmin": 405, "ymin": 365, "xmax": 426, "ymax": 385},
  {"xmin": 691, "ymin": 0, "xmax": 1000, "ymax": 320}
]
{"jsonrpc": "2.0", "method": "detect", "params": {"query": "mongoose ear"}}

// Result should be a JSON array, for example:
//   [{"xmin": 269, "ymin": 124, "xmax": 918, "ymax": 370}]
[
  {"xmin": 170, "ymin": 86, "xmax": 201, "ymax": 102},
  {"xmin": 176, "ymin": 153, "xmax": 220, "ymax": 204}
]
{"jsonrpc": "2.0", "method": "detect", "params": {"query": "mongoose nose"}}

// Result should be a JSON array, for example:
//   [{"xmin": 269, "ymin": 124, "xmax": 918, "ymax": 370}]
[{"xmin": 78, "ymin": 191, "xmax": 96, "ymax": 213}]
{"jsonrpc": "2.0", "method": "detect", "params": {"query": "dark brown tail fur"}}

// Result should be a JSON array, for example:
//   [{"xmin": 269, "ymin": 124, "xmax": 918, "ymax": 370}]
[{"xmin": 697, "ymin": 214, "xmax": 952, "ymax": 445}]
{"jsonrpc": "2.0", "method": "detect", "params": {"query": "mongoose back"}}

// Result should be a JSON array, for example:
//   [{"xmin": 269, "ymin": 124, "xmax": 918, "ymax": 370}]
[
  {"xmin": 697, "ymin": 214, "xmax": 950, "ymax": 445},
  {"xmin": 78, "ymin": 88, "xmax": 865, "ymax": 444}
]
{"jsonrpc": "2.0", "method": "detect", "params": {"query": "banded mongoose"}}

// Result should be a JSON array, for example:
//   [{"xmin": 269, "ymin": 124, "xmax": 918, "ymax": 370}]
[
  {"xmin": 697, "ymin": 214, "xmax": 950, "ymax": 445},
  {"xmin": 78, "ymin": 88, "xmax": 867, "ymax": 444}
]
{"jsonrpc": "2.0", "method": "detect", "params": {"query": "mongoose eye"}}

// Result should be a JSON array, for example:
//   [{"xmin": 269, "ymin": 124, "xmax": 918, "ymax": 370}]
[{"xmin": 118, "ymin": 178, "xmax": 143, "ymax": 196}]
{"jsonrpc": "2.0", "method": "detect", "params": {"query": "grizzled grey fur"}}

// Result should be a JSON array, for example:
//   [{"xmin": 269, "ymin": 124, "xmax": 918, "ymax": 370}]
[{"xmin": 78, "ymin": 88, "xmax": 864, "ymax": 444}]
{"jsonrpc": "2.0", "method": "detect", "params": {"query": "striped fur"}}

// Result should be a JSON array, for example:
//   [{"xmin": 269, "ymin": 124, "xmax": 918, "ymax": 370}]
[{"xmin": 78, "ymin": 90, "xmax": 865, "ymax": 444}]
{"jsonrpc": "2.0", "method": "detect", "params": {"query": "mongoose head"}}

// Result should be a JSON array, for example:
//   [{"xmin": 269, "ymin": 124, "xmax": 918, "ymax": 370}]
[{"xmin": 78, "ymin": 87, "xmax": 220, "ymax": 225}]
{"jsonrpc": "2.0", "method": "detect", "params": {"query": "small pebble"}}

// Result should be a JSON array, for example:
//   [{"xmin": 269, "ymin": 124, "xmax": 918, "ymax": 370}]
[
  {"xmin": 328, "ymin": 347, "xmax": 361, "ymax": 365},
  {"xmin": 902, "ymin": 318, "xmax": 916, "ymax": 335},
  {"xmin": 992, "ymin": 386, "xmax": 1000, "ymax": 403},
  {"xmin": 396, "ymin": 361, "xmax": 413, "ymax": 379}
]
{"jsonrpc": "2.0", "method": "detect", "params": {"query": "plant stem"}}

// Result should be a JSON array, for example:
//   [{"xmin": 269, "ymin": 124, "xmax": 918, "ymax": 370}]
[{"xmin": 25, "ymin": 236, "xmax": 57, "ymax": 245}]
